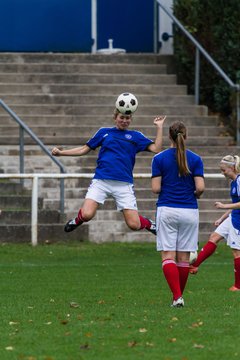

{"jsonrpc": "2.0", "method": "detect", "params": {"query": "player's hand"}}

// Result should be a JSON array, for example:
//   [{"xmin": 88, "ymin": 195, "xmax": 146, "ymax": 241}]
[
  {"xmin": 215, "ymin": 201, "xmax": 225, "ymax": 209},
  {"xmin": 153, "ymin": 115, "xmax": 166, "ymax": 126},
  {"xmin": 52, "ymin": 147, "xmax": 61, "ymax": 156},
  {"xmin": 214, "ymin": 218, "xmax": 223, "ymax": 226}
]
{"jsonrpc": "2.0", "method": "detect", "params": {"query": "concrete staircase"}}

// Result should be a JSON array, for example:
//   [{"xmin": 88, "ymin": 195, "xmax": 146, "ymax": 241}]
[{"xmin": 0, "ymin": 52, "xmax": 236, "ymax": 243}]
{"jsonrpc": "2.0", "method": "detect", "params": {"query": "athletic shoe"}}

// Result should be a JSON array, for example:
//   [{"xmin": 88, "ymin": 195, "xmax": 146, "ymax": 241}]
[
  {"xmin": 189, "ymin": 265, "xmax": 199, "ymax": 274},
  {"xmin": 229, "ymin": 285, "xmax": 240, "ymax": 292},
  {"xmin": 171, "ymin": 297, "xmax": 184, "ymax": 308},
  {"xmin": 145, "ymin": 218, "xmax": 157, "ymax": 235},
  {"xmin": 64, "ymin": 218, "xmax": 81, "ymax": 232}
]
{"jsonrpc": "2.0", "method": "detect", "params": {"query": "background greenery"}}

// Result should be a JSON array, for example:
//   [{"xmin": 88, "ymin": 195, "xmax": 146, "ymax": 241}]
[{"xmin": 173, "ymin": 0, "xmax": 240, "ymax": 138}]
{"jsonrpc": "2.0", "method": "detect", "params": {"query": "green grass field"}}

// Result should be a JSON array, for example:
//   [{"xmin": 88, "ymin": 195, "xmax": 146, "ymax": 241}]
[{"xmin": 0, "ymin": 241, "xmax": 239, "ymax": 360}]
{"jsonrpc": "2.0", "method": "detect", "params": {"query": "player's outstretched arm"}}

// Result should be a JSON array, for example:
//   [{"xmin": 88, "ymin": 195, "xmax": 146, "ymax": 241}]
[
  {"xmin": 52, "ymin": 145, "xmax": 91, "ymax": 157},
  {"xmin": 147, "ymin": 115, "xmax": 166, "ymax": 153}
]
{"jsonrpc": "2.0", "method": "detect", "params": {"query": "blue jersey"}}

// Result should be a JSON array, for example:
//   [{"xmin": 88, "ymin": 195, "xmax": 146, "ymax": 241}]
[
  {"xmin": 230, "ymin": 175, "xmax": 240, "ymax": 231},
  {"xmin": 152, "ymin": 148, "xmax": 204, "ymax": 209},
  {"xmin": 86, "ymin": 127, "xmax": 153, "ymax": 183}
]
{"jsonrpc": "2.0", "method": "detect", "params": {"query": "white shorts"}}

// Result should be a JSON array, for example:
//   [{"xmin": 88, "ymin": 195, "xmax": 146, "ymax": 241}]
[
  {"xmin": 215, "ymin": 216, "xmax": 240, "ymax": 250},
  {"xmin": 156, "ymin": 206, "xmax": 199, "ymax": 252},
  {"xmin": 85, "ymin": 179, "xmax": 138, "ymax": 211}
]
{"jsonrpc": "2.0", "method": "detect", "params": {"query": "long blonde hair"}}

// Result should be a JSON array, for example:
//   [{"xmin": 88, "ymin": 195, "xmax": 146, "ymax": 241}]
[
  {"xmin": 169, "ymin": 121, "xmax": 190, "ymax": 176},
  {"xmin": 221, "ymin": 155, "xmax": 240, "ymax": 172}
]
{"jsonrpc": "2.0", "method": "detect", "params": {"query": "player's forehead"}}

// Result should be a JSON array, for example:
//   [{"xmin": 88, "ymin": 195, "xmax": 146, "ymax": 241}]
[
  {"xmin": 220, "ymin": 163, "xmax": 233, "ymax": 171},
  {"xmin": 117, "ymin": 113, "xmax": 132, "ymax": 120}
]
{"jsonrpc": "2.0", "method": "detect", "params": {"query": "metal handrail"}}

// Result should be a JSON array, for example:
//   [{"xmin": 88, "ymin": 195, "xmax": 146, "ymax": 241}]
[
  {"xmin": 156, "ymin": 0, "xmax": 240, "ymax": 144},
  {"xmin": 0, "ymin": 98, "xmax": 66, "ymax": 214}
]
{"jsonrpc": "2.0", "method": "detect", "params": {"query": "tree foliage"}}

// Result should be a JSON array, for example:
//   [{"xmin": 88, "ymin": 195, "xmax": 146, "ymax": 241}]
[{"xmin": 173, "ymin": 0, "xmax": 240, "ymax": 136}]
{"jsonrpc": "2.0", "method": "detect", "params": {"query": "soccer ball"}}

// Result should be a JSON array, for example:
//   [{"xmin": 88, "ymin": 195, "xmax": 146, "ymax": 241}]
[
  {"xmin": 115, "ymin": 92, "xmax": 138, "ymax": 115},
  {"xmin": 189, "ymin": 251, "xmax": 198, "ymax": 265}
]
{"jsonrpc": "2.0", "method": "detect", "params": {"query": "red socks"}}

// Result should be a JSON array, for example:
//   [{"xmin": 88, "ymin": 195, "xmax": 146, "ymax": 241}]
[
  {"xmin": 177, "ymin": 262, "xmax": 190, "ymax": 293},
  {"xmin": 75, "ymin": 208, "xmax": 87, "ymax": 225},
  {"xmin": 234, "ymin": 257, "xmax": 240, "ymax": 289},
  {"xmin": 162, "ymin": 259, "xmax": 182, "ymax": 300},
  {"xmin": 139, "ymin": 215, "xmax": 151, "ymax": 230},
  {"xmin": 193, "ymin": 241, "xmax": 217, "ymax": 267}
]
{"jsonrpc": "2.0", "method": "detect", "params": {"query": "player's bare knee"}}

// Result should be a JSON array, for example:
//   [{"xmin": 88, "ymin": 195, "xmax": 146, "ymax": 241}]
[
  {"xmin": 209, "ymin": 232, "xmax": 221, "ymax": 244},
  {"xmin": 126, "ymin": 220, "xmax": 140, "ymax": 231}
]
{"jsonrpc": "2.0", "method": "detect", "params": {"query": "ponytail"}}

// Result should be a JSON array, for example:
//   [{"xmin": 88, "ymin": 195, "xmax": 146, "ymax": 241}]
[{"xmin": 169, "ymin": 121, "xmax": 190, "ymax": 176}]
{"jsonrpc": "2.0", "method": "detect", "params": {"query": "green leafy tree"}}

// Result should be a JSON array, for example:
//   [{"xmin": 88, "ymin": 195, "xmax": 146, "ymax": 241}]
[{"xmin": 173, "ymin": 0, "xmax": 240, "ymax": 137}]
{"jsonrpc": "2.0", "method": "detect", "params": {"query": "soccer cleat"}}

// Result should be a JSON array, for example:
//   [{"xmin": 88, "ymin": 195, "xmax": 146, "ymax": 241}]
[
  {"xmin": 189, "ymin": 265, "xmax": 199, "ymax": 275},
  {"xmin": 171, "ymin": 297, "xmax": 184, "ymax": 308},
  {"xmin": 229, "ymin": 285, "xmax": 240, "ymax": 292},
  {"xmin": 64, "ymin": 218, "xmax": 82, "ymax": 233},
  {"xmin": 145, "ymin": 218, "xmax": 157, "ymax": 235}
]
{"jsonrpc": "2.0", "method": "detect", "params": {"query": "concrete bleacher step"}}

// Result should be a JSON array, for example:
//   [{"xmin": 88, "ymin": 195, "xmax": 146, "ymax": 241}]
[
  {"xmin": 0, "ymin": 53, "xmax": 175, "ymax": 64},
  {"xmin": 0, "ymin": 63, "xmax": 168, "ymax": 74},
  {"xmin": 0, "ymin": 135, "xmax": 232, "ymax": 146},
  {"xmin": 0, "ymin": 104, "xmax": 208, "ymax": 116},
  {"xmin": 0, "ymin": 224, "xmax": 88, "ymax": 243},
  {"xmin": 0, "ymin": 94, "xmax": 195, "ymax": 105},
  {"xmin": 0, "ymin": 84, "xmax": 188, "ymax": 95},
  {"xmin": 0, "ymin": 125, "xmax": 223, "ymax": 137},
  {"xmin": 0, "ymin": 73, "xmax": 177, "ymax": 84},
  {"xmin": 0, "ymin": 115, "xmax": 219, "ymax": 126}
]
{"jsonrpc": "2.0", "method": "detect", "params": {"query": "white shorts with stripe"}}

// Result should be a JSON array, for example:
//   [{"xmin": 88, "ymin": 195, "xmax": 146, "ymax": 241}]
[
  {"xmin": 215, "ymin": 215, "xmax": 240, "ymax": 250},
  {"xmin": 156, "ymin": 206, "xmax": 199, "ymax": 252},
  {"xmin": 85, "ymin": 179, "xmax": 138, "ymax": 211}
]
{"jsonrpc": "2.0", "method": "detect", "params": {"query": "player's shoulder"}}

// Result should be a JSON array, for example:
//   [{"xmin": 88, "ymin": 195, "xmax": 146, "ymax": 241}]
[
  {"xmin": 186, "ymin": 149, "xmax": 202, "ymax": 160},
  {"xmin": 153, "ymin": 148, "xmax": 171, "ymax": 160}
]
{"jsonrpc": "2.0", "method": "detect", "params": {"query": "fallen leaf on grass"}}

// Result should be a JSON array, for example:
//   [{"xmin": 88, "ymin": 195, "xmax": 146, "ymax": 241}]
[
  {"xmin": 85, "ymin": 332, "xmax": 93, "ymax": 338},
  {"xmin": 190, "ymin": 321, "xmax": 203, "ymax": 328},
  {"xmin": 128, "ymin": 341, "xmax": 137, "ymax": 347},
  {"xmin": 146, "ymin": 342, "xmax": 154, "ymax": 347},
  {"xmin": 171, "ymin": 317, "xmax": 178, "ymax": 322},
  {"xmin": 5, "ymin": 346, "xmax": 14, "ymax": 351},
  {"xmin": 98, "ymin": 300, "xmax": 105, "ymax": 304},
  {"xmin": 193, "ymin": 343, "xmax": 204, "ymax": 349},
  {"xmin": 139, "ymin": 328, "xmax": 147, "ymax": 333},
  {"xmin": 70, "ymin": 302, "xmax": 79, "ymax": 308},
  {"xmin": 168, "ymin": 338, "xmax": 177, "ymax": 343}
]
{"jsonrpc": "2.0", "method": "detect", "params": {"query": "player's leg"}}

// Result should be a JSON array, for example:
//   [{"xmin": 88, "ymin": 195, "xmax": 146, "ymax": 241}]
[
  {"xmin": 189, "ymin": 232, "xmax": 223, "ymax": 274},
  {"xmin": 176, "ymin": 208, "xmax": 198, "ymax": 292},
  {"xmin": 113, "ymin": 182, "xmax": 156, "ymax": 234},
  {"xmin": 64, "ymin": 199, "xmax": 99, "ymax": 232},
  {"xmin": 64, "ymin": 179, "xmax": 107, "ymax": 232},
  {"xmin": 229, "ymin": 249, "xmax": 240, "ymax": 291},
  {"xmin": 162, "ymin": 251, "xmax": 183, "ymax": 307},
  {"xmin": 157, "ymin": 207, "xmax": 184, "ymax": 306},
  {"xmin": 122, "ymin": 209, "xmax": 156, "ymax": 234},
  {"xmin": 176, "ymin": 251, "xmax": 190, "ymax": 295}
]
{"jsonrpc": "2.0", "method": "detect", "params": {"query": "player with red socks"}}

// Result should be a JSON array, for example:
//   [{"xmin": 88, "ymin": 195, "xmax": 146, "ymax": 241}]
[
  {"xmin": 152, "ymin": 121, "xmax": 205, "ymax": 307},
  {"xmin": 52, "ymin": 93, "xmax": 166, "ymax": 237},
  {"xmin": 190, "ymin": 155, "xmax": 240, "ymax": 292}
]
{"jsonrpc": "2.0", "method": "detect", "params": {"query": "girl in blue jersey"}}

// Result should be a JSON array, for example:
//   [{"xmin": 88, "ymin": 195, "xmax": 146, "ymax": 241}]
[
  {"xmin": 52, "ymin": 105, "xmax": 166, "ymax": 235},
  {"xmin": 151, "ymin": 121, "xmax": 205, "ymax": 307},
  {"xmin": 190, "ymin": 155, "xmax": 240, "ymax": 292}
]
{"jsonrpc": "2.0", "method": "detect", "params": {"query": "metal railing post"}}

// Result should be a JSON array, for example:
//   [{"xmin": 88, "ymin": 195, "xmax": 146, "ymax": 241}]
[
  {"xmin": 31, "ymin": 175, "xmax": 38, "ymax": 246},
  {"xmin": 19, "ymin": 126, "xmax": 24, "ymax": 185},
  {"xmin": 194, "ymin": 48, "xmax": 200, "ymax": 105}
]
